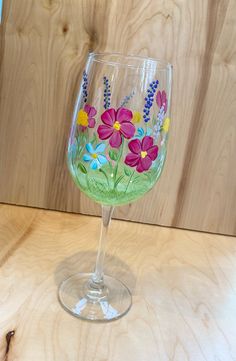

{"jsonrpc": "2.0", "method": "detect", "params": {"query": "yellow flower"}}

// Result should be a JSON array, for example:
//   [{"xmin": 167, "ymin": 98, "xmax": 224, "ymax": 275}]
[
  {"xmin": 77, "ymin": 109, "xmax": 88, "ymax": 127},
  {"xmin": 132, "ymin": 111, "xmax": 142, "ymax": 123},
  {"xmin": 162, "ymin": 117, "xmax": 170, "ymax": 133}
]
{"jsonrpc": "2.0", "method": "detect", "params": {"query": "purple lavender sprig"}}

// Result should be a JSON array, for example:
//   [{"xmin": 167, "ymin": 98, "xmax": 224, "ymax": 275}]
[
  {"xmin": 153, "ymin": 105, "xmax": 165, "ymax": 141},
  {"xmin": 103, "ymin": 76, "xmax": 111, "ymax": 109},
  {"xmin": 120, "ymin": 90, "xmax": 135, "ymax": 107},
  {"xmin": 143, "ymin": 80, "xmax": 159, "ymax": 123},
  {"xmin": 82, "ymin": 71, "xmax": 88, "ymax": 103}
]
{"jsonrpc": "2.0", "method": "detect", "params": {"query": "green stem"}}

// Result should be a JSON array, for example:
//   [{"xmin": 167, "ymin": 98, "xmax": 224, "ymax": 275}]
[
  {"xmin": 143, "ymin": 172, "xmax": 152, "ymax": 182},
  {"xmin": 152, "ymin": 114, "xmax": 156, "ymax": 127},
  {"xmin": 75, "ymin": 135, "xmax": 81, "ymax": 158},
  {"xmin": 114, "ymin": 175, "xmax": 125, "ymax": 190},
  {"xmin": 75, "ymin": 132, "xmax": 86, "ymax": 159},
  {"xmin": 108, "ymin": 161, "xmax": 113, "ymax": 174},
  {"xmin": 85, "ymin": 173, "xmax": 91, "ymax": 191},
  {"xmin": 125, "ymin": 170, "xmax": 135, "ymax": 193},
  {"xmin": 91, "ymin": 132, "xmax": 98, "ymax": 145},
  {"xmin": 99, "ymin": 168, "xmax": 110, "ymax": 187},
  {"xmin": 113, "ymin": 139, "xmax": 124, "ymax": 189}
]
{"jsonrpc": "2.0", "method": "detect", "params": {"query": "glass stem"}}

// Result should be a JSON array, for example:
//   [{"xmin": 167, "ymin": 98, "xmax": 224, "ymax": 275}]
[{"xmin": 92, "ymin": 205, "xmax": 114, "ymax": 284}]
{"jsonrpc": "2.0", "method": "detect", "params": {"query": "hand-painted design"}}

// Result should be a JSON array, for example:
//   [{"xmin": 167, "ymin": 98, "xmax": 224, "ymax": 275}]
[
  {"xmin": 162, "ymin": 117, "xmax": 170, "ymax": 133},
  {"xmin": 72, "ymin": 74, "xmax": 168, "ymax": 197},
  {"xmin": 132, "ymin": 111, "xmax": 142, "ymax": 124},
  {"xmin": 153, "ymin": 90, "xmax": 167, "ymax": 141},
  {"xmin": 153, "ymin": 123, "xmax": 160, "ymax": 141},
  {"xmin": 153, "ymin": 116, "xmax": 171, "ymax": 142},
  {"xmin": 154, "ymin": 89, "xmax": 168, "ymax": 140},
  {"xmin": 157, "ymin": 105, "xmax": 166, "ymax": 125},
  {"xmin": 135, "ymin": 127, "xmax": 152, "ymax": 139},
  {"xmin": 97, "ymin": 108, "xmax": 135, "ymax": 148},
  {"xmin": 77, "ymin": 105, "xmax": 97, "ymax": 129},
  {"xmin": 153, "ymin": 106, "xmax": 166, "ymax": 141},
  {"xmin": 83, "ymin": 143, "xmax": 108, "ymax": 170},
  {"xmin": 69, "ymin": 72, "xmax": 170, "ymax": 207},
  {"xmin": 103, "ymin": 76, "xmax": 111, "ymax": 109},
  {"xmin": 125, "ymin": 136, "xmax": 158, "ymax": 173},
  {"xmin": 156, "ymin": 90, "xmax": 167, "ymax": 113},
  {"xmin": 82, "ymin": 71, "xmax": 88, "ymax": 103},
  {"xmin": 120, "ymin": 90, "xmax": 135, "ymax": 107},
  {"xmin": 143, "ymin": 80, "xmax": 159, "ymax": 123}
]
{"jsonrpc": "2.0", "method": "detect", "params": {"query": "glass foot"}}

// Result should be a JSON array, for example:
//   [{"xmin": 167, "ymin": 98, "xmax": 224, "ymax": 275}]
[{"xmin": 58, "ymin": 273, "xmax": 132, "ymax": 322}]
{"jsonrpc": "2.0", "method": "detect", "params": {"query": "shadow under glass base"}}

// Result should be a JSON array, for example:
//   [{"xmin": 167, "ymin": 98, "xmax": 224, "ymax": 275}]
[{"xmin": 58, "ymin": 273, "xmax": 132, "ymax": 322}]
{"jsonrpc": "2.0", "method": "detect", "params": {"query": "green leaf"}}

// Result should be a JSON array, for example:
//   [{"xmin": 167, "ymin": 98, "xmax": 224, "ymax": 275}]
[
  {"xmin": 124, "ymin": 167, "xmax": 132, "ymax": 176},
  {"xmin": 109, "ymin": 149, "xmax": 119, "ymax": 161},
  {"xmin": 78, "ymin": 162, "xmax": 87, "ymax": 174}
]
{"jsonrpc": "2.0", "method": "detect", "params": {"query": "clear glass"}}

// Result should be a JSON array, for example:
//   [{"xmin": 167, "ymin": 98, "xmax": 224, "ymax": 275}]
[{"xmin": 58, "ymin": 52, "xmax": 173, "ymax": 321}]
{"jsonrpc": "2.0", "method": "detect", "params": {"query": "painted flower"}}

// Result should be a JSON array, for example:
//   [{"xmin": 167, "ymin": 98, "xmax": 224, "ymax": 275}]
[
  {"xmin": 156, "ymin": 90, "xmax": 167, "ymax": 113},
  {"xmin": 97, "ymin": 108, "xmax": 135, "ymax": 148},
  {"xmin": 125, "ymin": 136, "xmax": 158, "ymax": 173},
  {"xmin": 162, "ymin": 117, "xmax": 170, "ymax": 133},
  {"xmin": 132, "ymin": 111, "xmax": 142, "ymax": 124},
  {"xmin": 77, "ymin": 105, "xmax": 97, "ymax": 129},
  {"xmin": 83, "ymin": 143, "xmax": 108, "ymax": 170}
]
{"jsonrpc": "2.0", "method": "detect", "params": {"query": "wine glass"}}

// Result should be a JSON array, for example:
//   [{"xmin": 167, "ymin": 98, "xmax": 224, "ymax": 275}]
[{"xmin": 59, "ymin": 53, "xmax": 172, "ymax": 321}]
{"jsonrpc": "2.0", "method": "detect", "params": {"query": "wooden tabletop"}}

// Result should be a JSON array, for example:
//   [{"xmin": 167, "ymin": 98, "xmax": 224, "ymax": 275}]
[{"xmin": 0, "ymin": 204, "xmax": 236, "ymax": 361}]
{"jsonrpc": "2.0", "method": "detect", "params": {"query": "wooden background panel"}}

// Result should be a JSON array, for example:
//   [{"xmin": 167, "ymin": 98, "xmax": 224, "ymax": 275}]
[{"xmin": 0, "ymin": 0, "xmax": 235, "ymax": 235}]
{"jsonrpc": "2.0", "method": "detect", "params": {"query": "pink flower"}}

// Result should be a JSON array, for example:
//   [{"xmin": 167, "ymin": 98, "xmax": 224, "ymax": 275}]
[
  {"xmin": 97, "ymin": 108, "xmax": 135, "ymax": 148},
  {"xmin": 156, "ymin": 90, "xmax": 167, "ymax": 113},
  {"xmin": 77, "ymin": 104, "xmax": 97, "ymax": 129},
  {"xmin": 125, "ymin": 136, "xmax": 158, "ymax": 173}
]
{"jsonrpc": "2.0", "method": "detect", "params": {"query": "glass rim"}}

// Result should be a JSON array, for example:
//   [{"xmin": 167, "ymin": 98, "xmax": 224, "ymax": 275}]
[{"xmin": 88, "ymin": 52, "xmax": 173, "ymax": 71}]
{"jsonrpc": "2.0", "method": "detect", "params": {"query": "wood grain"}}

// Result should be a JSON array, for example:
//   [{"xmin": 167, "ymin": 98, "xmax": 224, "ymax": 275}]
[
  {"xmin": 0, "ymin": 0, "xmax": 235, "ymax": 235},
  {"xmin": 0, "ymin": 204, "xmax": 236, "ymax": 361}
]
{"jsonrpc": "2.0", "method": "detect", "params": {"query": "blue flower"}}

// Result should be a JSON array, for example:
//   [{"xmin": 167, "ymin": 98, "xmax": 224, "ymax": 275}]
[{"xmin": 83, "ymin": 143, "xmax": 108, "ymax": 170}]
